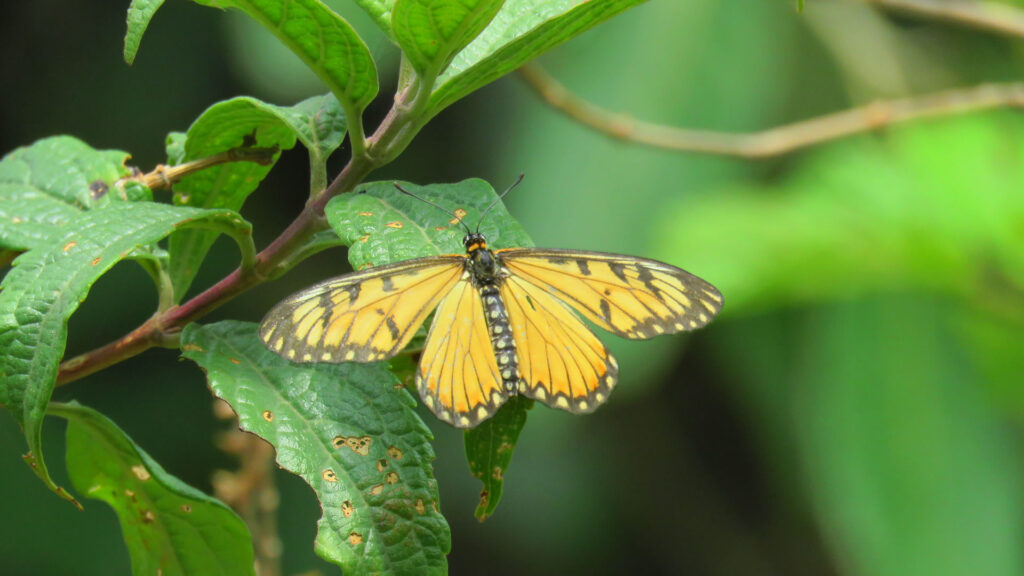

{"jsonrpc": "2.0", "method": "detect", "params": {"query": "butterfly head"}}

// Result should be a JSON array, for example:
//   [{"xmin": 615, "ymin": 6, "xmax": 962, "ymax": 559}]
[{"xmin": 463, "ymin": 232, "xmax": 488, "ymax": 253}]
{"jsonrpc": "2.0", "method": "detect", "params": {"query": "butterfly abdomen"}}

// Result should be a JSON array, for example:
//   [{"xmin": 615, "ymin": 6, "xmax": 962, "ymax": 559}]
[{"xmin": 478, "ymin": 282, "xmax": 521, "ymax": 394}]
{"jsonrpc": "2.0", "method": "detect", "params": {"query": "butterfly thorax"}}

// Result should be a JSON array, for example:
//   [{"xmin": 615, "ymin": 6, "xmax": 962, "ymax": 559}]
[{"xmin": 463, "ymin": 233, "xmax": 521, "ymax": 394}]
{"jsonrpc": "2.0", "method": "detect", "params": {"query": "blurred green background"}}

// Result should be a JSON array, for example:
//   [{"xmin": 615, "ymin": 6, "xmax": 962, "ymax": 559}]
[{"xmin": 2, "ymin": 1, "xmax": 1024, "ymax": 575}]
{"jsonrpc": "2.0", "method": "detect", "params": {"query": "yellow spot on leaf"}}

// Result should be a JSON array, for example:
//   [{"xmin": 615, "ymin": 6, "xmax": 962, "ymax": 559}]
[
  {"xmin": 349, "ymin": 532, "xmax": 363, "ymax": 546},
  {"xmin": 181, "ymin": 504, "xmax": 192, "ymax": 513},
  {"xmin": 376, "ymin": 458, "xmax": 387, "ymax": 472},
  {"xmin": 359, "ymin": 235, "xmax": 369, "ymax": 243},
  {"xmin": 91, "ymin": 257, "xmax": 101, "ymax": 266},
  {"xmin": 357, "ymin": 211, "xmax": 374, "ymax": 216},
  {"xmin": 323, "ymin": 469, "xmax": 338, "ymax": 482},
  {"xmin": 262, "ymin": 410, "xmax": 274, "ymax": 422},
  {"xmin": 385, "ymin": 471, "xmax": 399, "ymax": 485},
  {"xmin": 387, "ymin": 446, "xmax": 403, "ymax": 460},
  {"xmin": 341, "ymin": 500, "xmax": 354, "ymax": 517},
  {"xmin": 385, "ymin": 221, "xmax": 403, "ymax": 229},
  {"xmin": 181, "ymin": 343, "xmax": 204, "ymax": 353},
  {"xmin": 132, "ymin": 465, "xmax": 151, "ymax": 481},
  {"xmin": 63, "ymin": 241, "xmax": 77, "ymax": 252},
  {"xmin": 229, "ymin": 357, "xmax": 241, "ymax": 365},
  {"xmin": 369, "ymin": 483, "xmax": 384, "ymax": 496},
  {"xmin": 415, "ymin": 499, "xmax": 425, "ymax": 515}
]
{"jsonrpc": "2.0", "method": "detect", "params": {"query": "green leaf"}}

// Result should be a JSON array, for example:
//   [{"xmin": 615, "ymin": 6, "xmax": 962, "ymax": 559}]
[
  {"xmin": 351, "ymin": 0, "xmax": 398, "ymax": 37},
  {"xmin": 181, "ymin": 321, "xmax": 451, "ymax": 574},
  {"xmin": 393, "ymin": 0, "xmax": 505, "ymax": 80},
  {"xmin": 192, "ymin": 0, "xmax": 378, "ymax": 114},
  {"xmin": 427, "ymin": 0, "xmax": 647, "ymax": 117},
  {"xmin": 124, "ymin": 0, "xmax": 167, "ymax": 64},
  {"xmin": 324, "ymin": 178, "xmax": 533, "ymax": 270},
  {"xmin": 50, "ymin": 402, "xmax": 255, "ymax": 576},
  {"xmin": 169, "ymin": 94, "xmax": 346, "ymax": 299},
  {"xmin": 276, "ymin": 93, "xmax": 350, "ymax": 193},
  {"xmin": 0, "ymin": 136, "xmax": 150, "ymax": 252},
  {"xmin": 463, "ymin": 395, "xmax": 531, "ymax": 521},
  {"xmin": 0, "ymin": 202, "xmax": 251, "ymax": 506}
]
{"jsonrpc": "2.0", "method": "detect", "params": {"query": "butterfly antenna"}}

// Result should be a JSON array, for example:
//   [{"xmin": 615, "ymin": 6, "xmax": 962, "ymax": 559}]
[
  {"xmin": 476, "ymin": 173, "xmax": 525, "ymax": 234},
  {"xmin": 393, "ymin": 183, "xmax": 472, "ymax": 235}
]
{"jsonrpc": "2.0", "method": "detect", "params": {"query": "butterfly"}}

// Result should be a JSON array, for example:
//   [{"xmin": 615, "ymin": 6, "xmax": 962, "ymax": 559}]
[{"xmin": 259, "ymin": 182, "xmax": 722, "ymax": 428}]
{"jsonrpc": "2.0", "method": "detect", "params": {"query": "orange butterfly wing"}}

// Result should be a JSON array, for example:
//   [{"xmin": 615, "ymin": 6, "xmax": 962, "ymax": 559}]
[
  {"xmin": 500, "ymin": 274, "xmax": 616, "ymax": 413},
  {"xmin": 417, "ymin": 277, "xmax": 509, "ymax": 428},
  {"xmin": 498, "ymin": 248, "xmax": 722, "ymax": 339},
  {"xmin": 259, "ymin": 256, "xmax": 464, "ymax": 363}
]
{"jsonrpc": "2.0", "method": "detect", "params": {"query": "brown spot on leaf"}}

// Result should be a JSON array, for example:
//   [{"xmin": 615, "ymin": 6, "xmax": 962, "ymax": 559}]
[
  {"xmin": 124, "ymin": 489, "xmax": 136, "ymax": 502},
  {"xmin": 181, "ymin": 504, "xmax": 192, "ymax": 513},
  {"xmin": 89, "ymin": 180, "xmax": 108, "ymax": 199},
  {"xmin": 387, "ymin": 446, "xmax": 403, "ymax": 460},
  {"xmin": 492, "ymin": 466, "xmax": 503, "ymax": 480},
  {"xmin": 449, "ymin": 208, "xmax": 467, "ymax": 225},
  {"xmin": 376, "ymin": 458, "xmax": 387, "ymax": 472},
  {"xmin": 348, "ymin": 532, "xmax": 363, "ymax": 546},
  {"xmin": 385, "ymin": 221, "xmax": 403, "ymax": 229},
  {"xmin": 385, "ymin": 471, "xmax": 399, "ymax": 485},
  {"xmin": 478, "ymin": 490, "xmax": 489, "ymax": 509},
  {"xmin": 369, "ymin": 483, "xmax": 384, "ymax": 496},
  {"xmin": 341, "ymin": 500, "xmax": 354, "ymax": 517},
  {"xmin": 91, "ymin": 257, "xmax": 101, "ymax": 266},
  {"xmin": 141, "ymin": 510, "xmax": 156, "ymax": 524},
  {"xmin": 415, "ymin": 499, "xmax": 426, "ymax": 515},
  {"xmin": 359, "ymin": 235, "xmax": 369, "ymax": 243},
  {"xmin": 63, "ymin": 241, "xmax": 77, "ymax": 252},
  {"xmin": 434, "ymin": 226, "xmax": 447, "ymax": 231},
  {"xmin": 333, "ymin": 435, "xmax": 372, "ymax": 455},
  {"xmin": 357, "ymin": 211, "xmax": 373, "ymax": 216},
  {"xmin": 229, "ymin": 357, "xmax": 241, "ymax": 365},
  {"xmin": 323, "ymin": 469, "xmax": 338, "ymax": 482},
  {"xmin": 181, "ymin": 343, "xmax": 204, "ymax": 352},
  {"xmin": 262, "ymin": 410, "xmax": 274, "ymax": 422}
]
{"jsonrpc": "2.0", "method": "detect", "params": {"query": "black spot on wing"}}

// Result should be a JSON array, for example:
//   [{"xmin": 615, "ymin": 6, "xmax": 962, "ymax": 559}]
[
  {"xmin": 346, "ymin": 282, "xmax": 361, "ymax": 302},
  {"xmin": 635, "ymin": 265, "xmax": 660, "ymax": 295},
  {"xmin": 380, "ymin": 276, "xmax": 395, "ymax": 292},
  {"xmin": 385, "ymin": 316, "xmax": 400, "ymax": 341},
  {"xmin": 575, "ymin": 259, "xmax": 592, "ymax": 276},
  {"xmin": 609, "ymin": 262, "xmax": 629, "ymax": 283},
  {"xmin": 599, "ymin": 299, "xmax": 612, "ymax": 322}
]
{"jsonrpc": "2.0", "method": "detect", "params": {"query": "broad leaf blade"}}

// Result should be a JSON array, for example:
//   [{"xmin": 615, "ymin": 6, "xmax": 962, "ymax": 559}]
[
  {"xmin": 124, "ymin": 0, "xmax": 167, "ymax": 64},
  {"xmin": 51, "ymin": 402, "xmax": 255, "ymax": 576},
  {"xmin": 169, "ymin": 94, "xmax": 347, "ymax": 298},
  {"xmin": 0, "ymin": 136, "xmax": 149, "ymax": 251},
  {"xmin": 324, "ymin": 178, "xmax": 533, "ymax": 270},
  {"xmin": 0, "ymin": 202, "xmax": 251, "ymax": 505},
  {"xmin": 181, "ymin": 321, "xmax": 451, "ymax": 574},
  {"xmin": 193, "ymin": 0, "xmax": 378, "ymax": 113},
  {"xmin": 464, "ymin": 395, "xmax": 531, "ymax": 520},
  {"xmin": 392, "ymin": 0, "xmax": 505, "ymax": 79},
  {"xmin": 352, "ymin": 0, "xmax": 398, "ymax": 37},
  {"xmin": 428, "ymin": 0, "xmax": 647, "ymax": 116}
]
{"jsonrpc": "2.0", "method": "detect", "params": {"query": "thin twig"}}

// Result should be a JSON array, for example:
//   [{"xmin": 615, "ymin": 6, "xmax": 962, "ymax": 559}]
[
  {"xmin": 135, "ymin": 145, "xmax": 279, "ymax": 190},
  {"xmin": 518, "ymin": 63, "xmax": 1024, "ymax": 159},
  {"xmin": 864, "ymin": 0, "xmax": 1024, "ymax": 40}
]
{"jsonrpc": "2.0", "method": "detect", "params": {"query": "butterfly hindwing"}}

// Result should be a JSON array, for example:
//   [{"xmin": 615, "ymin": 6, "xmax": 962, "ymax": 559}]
[
  {"xmin": 498, "ymin": 248, "xmax": 723, "ymax": 339},
  {"xmin": 501, "ymin": 274, "xmax": 617, "ymax": 413},
  {"xmin": 417, "ymin": 277, "xmax": 509, "ymax": 428},
  {"xmin": 259, "ymin": 256, "xmax": 465, "ymax": 363}
]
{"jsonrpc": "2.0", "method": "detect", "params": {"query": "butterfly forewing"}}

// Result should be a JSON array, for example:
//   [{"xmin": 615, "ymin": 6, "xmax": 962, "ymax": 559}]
[
  {"xmin": 417, "ymin": 277, "xmax": 508, "ymax": 428},
  {"xmin": 498, "ymin": 248, "xmax": 723, "ymax": 339},
  {"xmin": 501, "ymin": 275, "xmax": 617, "ymax": 413},
  {"xmin": 259, "ymin": 256, "xmax": 465, "ymax": 363}
]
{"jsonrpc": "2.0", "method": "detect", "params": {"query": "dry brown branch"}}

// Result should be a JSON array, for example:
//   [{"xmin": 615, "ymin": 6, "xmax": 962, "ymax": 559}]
[
  {"xmin": 864, "ymin": 0, "xmax": 1024, "ymax": 39},
  {"xmin": 518, "ymin": 63, "xmax": 1024, "ymax": 159}
]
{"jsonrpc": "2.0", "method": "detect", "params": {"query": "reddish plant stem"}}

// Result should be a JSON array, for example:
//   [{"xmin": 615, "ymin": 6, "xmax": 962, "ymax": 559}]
[{"xmin": 55, "ymin": 152, "xmax": 380, "ymax": 387}]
